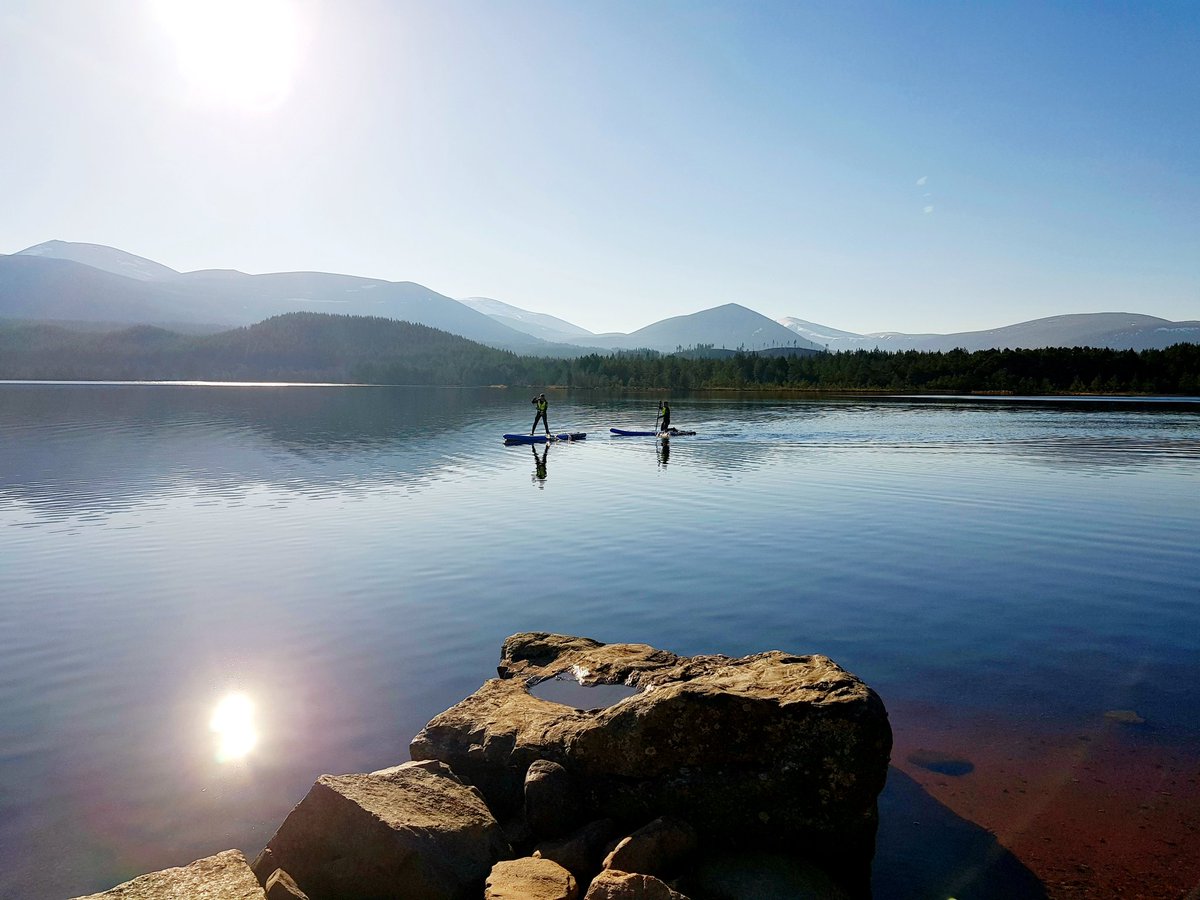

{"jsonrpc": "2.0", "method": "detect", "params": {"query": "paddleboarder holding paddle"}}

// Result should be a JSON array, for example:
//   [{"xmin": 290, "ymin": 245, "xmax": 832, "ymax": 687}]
[
  {"xmin": 656, "ymin": 400, "xmax": 672, "ymax": 435},
  {"xmin": 530, "ymin": 393, "xmax": 551, "ymax": 436}
]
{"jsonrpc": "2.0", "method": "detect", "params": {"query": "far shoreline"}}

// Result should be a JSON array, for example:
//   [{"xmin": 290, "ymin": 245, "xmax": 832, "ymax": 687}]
[{"xmin": 2, "ymin": 379, "xmax": 1199, "ymax": 404}]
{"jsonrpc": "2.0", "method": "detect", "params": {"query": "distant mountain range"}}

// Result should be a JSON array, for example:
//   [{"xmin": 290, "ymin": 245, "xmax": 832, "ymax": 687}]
[
  {"xmin": 1, "ymin": 241, "xmax": 561, "ymax": 354},
  {"xmin": 779, "ymin": 313, "xmax": 1200, "ymax": 353},
  {"xmin": 3, "ymin": 240, "xmax": 1197, "ymax": 354}
]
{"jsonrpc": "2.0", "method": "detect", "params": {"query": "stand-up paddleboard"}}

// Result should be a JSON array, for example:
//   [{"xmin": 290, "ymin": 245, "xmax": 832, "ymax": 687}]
[
  {"xmin": 610, "ymin": 428, "xmax": 696, "ymax": 437},
  {"xmin": 503, "ymin": 432, "xmax": 586, "ymax": 444}
]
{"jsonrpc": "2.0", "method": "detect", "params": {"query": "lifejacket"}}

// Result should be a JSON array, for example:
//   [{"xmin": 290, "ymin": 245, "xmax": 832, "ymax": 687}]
[{"xmin": 536, "ymin": 397, "xmax": 548, "ymax": 413}]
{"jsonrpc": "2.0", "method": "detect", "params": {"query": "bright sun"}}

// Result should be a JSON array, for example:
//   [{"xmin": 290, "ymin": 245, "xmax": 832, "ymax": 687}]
[{"xmin": 150, "ymin": 0, "xmax": 303, "ymax": 110}]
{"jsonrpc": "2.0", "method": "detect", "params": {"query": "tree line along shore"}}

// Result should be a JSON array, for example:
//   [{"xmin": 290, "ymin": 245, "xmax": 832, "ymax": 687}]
[{"xmin": 1, "ymin": 311, "xmax": 1197, "ymax": 395}]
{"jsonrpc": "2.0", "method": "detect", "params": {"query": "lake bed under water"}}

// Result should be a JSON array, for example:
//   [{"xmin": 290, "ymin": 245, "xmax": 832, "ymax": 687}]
[{"xmin": 1, "ymin": 384, "xmax": 1198, "ymax": 898}]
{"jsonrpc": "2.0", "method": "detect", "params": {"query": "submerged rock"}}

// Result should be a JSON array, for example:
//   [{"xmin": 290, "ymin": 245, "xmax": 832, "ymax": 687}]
[
  {"xmin": 72, "ymin": 849, "xmax": 263, "ymax": 899},
  {"xmin": 411, "ymin": 632, "xmax": 891, "ymax": 893},
  {"xmin": 1104, "ymin": 708, "xmax": 1147, "ymax": 725},
  {"xmin": 906, "ymin": 749, "xmax": 975, "ymax": 777}
]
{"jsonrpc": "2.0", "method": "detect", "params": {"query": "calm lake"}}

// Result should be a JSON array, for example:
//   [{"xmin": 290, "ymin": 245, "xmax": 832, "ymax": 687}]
[{"xmin": 2, "ymin": 383, "xmax": 1198, "ymax": 899}]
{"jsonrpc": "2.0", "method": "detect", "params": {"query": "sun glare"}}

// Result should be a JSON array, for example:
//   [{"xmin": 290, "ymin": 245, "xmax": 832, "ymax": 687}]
[
  {"xmin": 150, "ymin": 0, "xmax": 303, "ymax": 110},
  {"xmin": 210, "ymin": 691, "xmax": 258, "ymax": 762}
]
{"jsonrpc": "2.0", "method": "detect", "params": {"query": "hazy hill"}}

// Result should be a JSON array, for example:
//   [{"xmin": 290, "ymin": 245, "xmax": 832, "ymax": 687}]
[
  {"xmin": 778, "ymin": 317, "xmax": 881, "ymax": 350},
  {"xmin": 204, "ymin": 311, "xmax": 506, "ymax": 372},
  {"xmin": 6, "ymin": 240, "xmax": 1194, "ymax": 356},
  {"xmin": 170, "ymin": 269, "xmax": 556, "ymax": 350},
  {"xmin": 911, "ymin": 313, "xmax": 1200, "ymax": 352},
  {"xmin": 461, "ymin": 298, "xmax": 823, "ymax": 354},
  {"xmin": 16, "ymin": 239, "xmax": 182, "ymax": 281},
  {"xmin": 0, "ymin": 254, "xmax": 199, "ymax": 324},
  {"xmin": 461, "ymin": 297, "xmax": 835, "ymax": 355},
  {"xmin": 0, "ymin": 312, "xmax": 529, "ymax": 383},
  {"xmin": 605, "ymin": 303, "xmax": 823, "ymax": 353},
  {"xmin": 460, "ymin": 296, "xmax": 594, "ymax": 342},
  {"xmin": 781, "ymin": 312, "xmax": 1200, "ymax": 353},
  {"xmin": 2, "ymin": 243, "xmax": 556, "ymax": 354}
]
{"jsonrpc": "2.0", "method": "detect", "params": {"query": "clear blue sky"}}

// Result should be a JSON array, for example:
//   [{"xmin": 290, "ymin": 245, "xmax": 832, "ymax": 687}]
[{"xmin": 1, "ymin": 0, "xmax": 1196, "ymax": 334}]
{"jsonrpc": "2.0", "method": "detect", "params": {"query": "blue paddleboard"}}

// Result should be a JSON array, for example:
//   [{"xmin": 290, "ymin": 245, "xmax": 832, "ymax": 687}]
[
  {"xmin": 609, "ymin": 428, "xmax": 696, "ymax": 437},
  {"xmin": 503, "ymin": 432, "xmax": 586, "ymax": 444}
]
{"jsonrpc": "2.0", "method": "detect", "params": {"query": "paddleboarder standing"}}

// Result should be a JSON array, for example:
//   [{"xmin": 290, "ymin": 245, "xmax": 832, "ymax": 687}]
[
  {"xmin": 657, "ymin": 400, "xmax": 672, "ymax": 435},
  {"xmin": 531, "ymin": 393, "xmax": 550, "ymax": 436}
]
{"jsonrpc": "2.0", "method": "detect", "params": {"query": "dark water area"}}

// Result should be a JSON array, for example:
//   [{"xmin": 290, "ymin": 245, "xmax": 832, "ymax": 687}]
[{"xmin": 1, "ymin": 383, "xmax": 1198, "ymax": 898}]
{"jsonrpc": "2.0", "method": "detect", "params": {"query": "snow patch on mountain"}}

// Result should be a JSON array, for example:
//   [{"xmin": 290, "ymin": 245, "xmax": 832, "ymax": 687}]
[
  {"xmin": 460, "ymin": 296, "xmax": 594, "ymax": 341},
  {"xmin": 16, "ymin": 240, "xmax": 180, "ymax": 281}
]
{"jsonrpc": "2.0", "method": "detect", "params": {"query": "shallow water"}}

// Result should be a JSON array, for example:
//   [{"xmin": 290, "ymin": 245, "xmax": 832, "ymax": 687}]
[
  {"xmin": 1, "ymin": 384, "xmax": 1197, "ymax": 898},
  {"xmin": 528, "ymin": 674, "xmax": 641, "ymax": 710}
]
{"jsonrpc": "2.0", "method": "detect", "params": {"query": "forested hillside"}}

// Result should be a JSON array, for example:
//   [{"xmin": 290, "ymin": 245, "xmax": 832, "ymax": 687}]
[
  {"xmin": 0, "ymin": 313, "xmax": 528, "ymax": 384},
  {"xmin": 1, "ymin": 312, "xmax": 1197, "ymax": 394}
]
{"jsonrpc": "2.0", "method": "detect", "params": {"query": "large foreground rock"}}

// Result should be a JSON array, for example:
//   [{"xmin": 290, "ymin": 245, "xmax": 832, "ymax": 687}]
[
  {"xmin": 411, "ymin": 633, "xmax": 891, "ymax": 892},
  {"xmin": 72, "ymin": 849, "xmax": 264, "ymax": 899},
  {"xmin": 259, "ymin": 760, "xmax": 510, "ymax": 900}
]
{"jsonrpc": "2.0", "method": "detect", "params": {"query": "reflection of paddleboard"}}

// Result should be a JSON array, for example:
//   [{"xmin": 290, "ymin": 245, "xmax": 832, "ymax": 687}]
[
  {"xmin": 503, "ymin": 432, "xmax": 586, "ymax": 444},
  {"xmin": 609, "ymin": 428, "xmax": 696, "ymax": 437}
]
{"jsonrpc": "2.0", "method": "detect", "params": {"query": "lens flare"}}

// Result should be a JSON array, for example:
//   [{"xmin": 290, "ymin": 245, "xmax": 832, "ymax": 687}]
[
  {"xmin": 210, "ymin": 691, "xmax": 257, "ymax": 762},
  {"xmin": 150, "ymin": 0, "xmax": 304, "ymax": 110}
]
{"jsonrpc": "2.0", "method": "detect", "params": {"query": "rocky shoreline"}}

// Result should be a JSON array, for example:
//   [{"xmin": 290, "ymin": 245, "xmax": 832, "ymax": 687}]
[{"xmin": 74, "ymin": 633, "xmax": 892, "ymax": 900}]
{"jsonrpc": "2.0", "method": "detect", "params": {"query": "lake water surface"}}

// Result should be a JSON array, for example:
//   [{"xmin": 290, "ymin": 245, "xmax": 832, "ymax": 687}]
[{"xmin": 2, "ymin": 384, "xmax": 1198, "ymax": 898}]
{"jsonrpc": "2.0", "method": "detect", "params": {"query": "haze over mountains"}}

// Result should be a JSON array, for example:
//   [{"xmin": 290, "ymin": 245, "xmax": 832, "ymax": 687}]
[
  {"xmin": 3, "ymin": 241, "xmax": 560, "ymax": 353},
  {"xmin": 780, "ymin": 314, "xmax": 1200, "ymax": 354},
  {"xmin": 3, "ymin": 240, "xmax": 1197, "ymax": 355}
]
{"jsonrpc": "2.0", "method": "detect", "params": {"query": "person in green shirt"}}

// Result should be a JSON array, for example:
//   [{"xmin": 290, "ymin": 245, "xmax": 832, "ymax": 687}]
[
  {"xmin": 657, "ymin": 400, "xmax": 672, "ymax": 434},
  {"xmin": 530, "ymin": 393, "xmax": 550, "ymax": 436}
]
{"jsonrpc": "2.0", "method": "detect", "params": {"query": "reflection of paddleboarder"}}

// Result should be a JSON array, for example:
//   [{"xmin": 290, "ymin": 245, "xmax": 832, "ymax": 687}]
[
  {"xmin": 657, "ymin": 438, "xmax": 670, "ymax": 467},
  {"xmin": 531, "ymin": 444, "xmax": 548, "ymax": 485},
  {"xmin": 531, "ymin": 393, "xmax": 550, "ymax": 436}
]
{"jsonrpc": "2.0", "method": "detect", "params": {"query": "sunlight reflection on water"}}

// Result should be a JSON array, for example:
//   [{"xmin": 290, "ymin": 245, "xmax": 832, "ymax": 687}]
[{"xmin": 210, "ymin": 692, "xmax": 257, "ymax": 763}]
